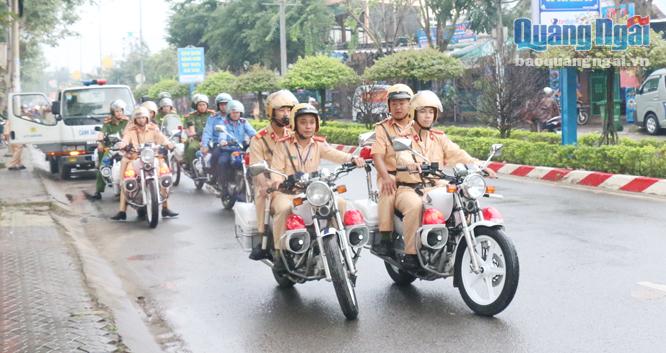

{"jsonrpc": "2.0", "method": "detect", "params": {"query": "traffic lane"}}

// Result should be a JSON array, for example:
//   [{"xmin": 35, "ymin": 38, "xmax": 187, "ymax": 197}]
[{"xmin": 64, "ymin": 165, "xmax": 666, "ymax": 352}]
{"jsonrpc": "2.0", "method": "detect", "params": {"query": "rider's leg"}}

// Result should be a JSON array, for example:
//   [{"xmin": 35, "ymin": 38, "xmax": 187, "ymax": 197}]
[
  {"xmin": 394, "ymin": 188, "xmax": 423, "ymax": 269},
  {"xmin": 270, "ymin": 192, "xmax": 295, "ymax": 251},
  {"xmin": 111, "ymin": 157, "xmax": 131, "ymax": 220},
  {"xmin": 374, "ymin": 185, "xmax": 396, "ymax": 255}
]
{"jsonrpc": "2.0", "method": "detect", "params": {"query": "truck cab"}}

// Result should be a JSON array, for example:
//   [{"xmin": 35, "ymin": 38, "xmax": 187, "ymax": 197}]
[{"xmin": 7, "ymin": 81, "xmax": 135, "ymax": 178}]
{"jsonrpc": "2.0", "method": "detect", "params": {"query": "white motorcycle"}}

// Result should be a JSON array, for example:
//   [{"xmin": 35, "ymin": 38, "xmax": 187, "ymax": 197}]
[
  {"xmin": 160, "ymin": 113, "xmax": 185, "ymax": 186},
  {"xmin": 93, "ymin": 130, "xmax": 123, "ymax": 197},
  {"xmin": 233, "ymin": 161, "xmax": 368, "ymax": 320},
  {"xmin": 121, "ymin": 143, "xmax": 173, "ymax": 228},
  {"xmin": 350, "ymin": 136, "xmax": 519, "ymax": 317}
]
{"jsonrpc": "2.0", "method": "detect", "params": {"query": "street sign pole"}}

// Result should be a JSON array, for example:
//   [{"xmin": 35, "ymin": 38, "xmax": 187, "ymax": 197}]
[{"xmin": 561, "ymin": 67, "xmax": 578, "ymax": 145}]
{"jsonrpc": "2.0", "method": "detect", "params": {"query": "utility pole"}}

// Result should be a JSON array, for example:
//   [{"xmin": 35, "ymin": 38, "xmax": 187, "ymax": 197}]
[
  {"xmin": 264, "ymin": 0, "xmax": 297, "ymax": 76},
  {"xmin": 10, "ymin": 0, "xmax": 21, "ymax": 93},
  {"xmin": 138, "ymin": 0, "xmax": 145, "ymax": 83}
]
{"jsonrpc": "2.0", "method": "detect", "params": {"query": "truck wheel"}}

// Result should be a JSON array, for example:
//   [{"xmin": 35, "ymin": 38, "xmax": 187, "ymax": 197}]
[{"xmin": 49, "ymin": 158, "xmax": 59, "ymax": 174}]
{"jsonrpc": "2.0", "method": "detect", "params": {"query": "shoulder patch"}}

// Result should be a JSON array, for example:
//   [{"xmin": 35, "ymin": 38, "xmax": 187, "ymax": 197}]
[
  {"xmin": 431, "ymin": 129, "xmax": 445, "ymax": 135},
  {"xmin": 255, "ymin": 129, "xmax": 268, "ymax": 139},
  {"xmin": 277, "ymin": 135, "xmax": 292, "ymax": 143},
  {"xmin": 207, "ymin": 109, "xmax": 216, "ymax": 114},
  {"xmin": 313, "ymin": 135, "xmax": 326, "ymax": 142},
  {"xmin": 374, "ymin": 117, "xmax": 390, "ymax": 126}
]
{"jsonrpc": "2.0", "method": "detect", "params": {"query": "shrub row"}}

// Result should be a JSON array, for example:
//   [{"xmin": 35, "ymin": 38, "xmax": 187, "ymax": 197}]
[{"xmin": 248, "ymin": 119, "xmax": 666, "ymax": 177}]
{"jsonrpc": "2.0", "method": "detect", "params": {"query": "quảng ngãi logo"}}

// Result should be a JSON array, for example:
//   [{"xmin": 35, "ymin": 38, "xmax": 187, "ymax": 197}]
[{"xmin": 513, "ymin": 16, "xmax": 650, "ymax": 52}]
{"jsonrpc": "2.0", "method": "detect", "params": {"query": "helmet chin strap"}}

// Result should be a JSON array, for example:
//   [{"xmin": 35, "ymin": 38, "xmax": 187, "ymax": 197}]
[
  {"xmin": 416, "ymin": 120, "xmax": 431, "ymax": 130},
  {"xmin": 272, "ymin": 115, "xmax": 289, "ymax": 127}
]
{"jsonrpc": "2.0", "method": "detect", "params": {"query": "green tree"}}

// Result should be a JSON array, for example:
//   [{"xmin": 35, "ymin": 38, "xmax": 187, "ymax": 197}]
[
  {"xmin": 282, "ymin": 55, "xmax": 359, "ymax": 118},
  {"xmin": 145, "ymin": 47, "xmax": 179, "ymax": 83},
  {"xmin": 198, "ymin": 0, "xmax": 333, "ymax": 71},
  {"xmin": 343, "ymin": 0, "xmax": 415, "ymax": 56},
  {"xmin": 235, "ymin": 65, "xmax": 279, "ymax": 118},
  {"xmin": 197, "ymin": 71, "xmax": 237, "ymax": 97},
  {"xmin": 166, "ymin": 0, "xmax": 219, "ymax": 52},
  {"xmin": 148, "ymin": 79, "xmax": 189, "ymax": 99},
  {"xmin": 364, "ymin": 48, "xmax": 464, "ymax": 87}
]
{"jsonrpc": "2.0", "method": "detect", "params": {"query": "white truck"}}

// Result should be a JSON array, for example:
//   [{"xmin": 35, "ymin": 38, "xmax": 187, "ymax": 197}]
[{"xmin": 6, "ymin": 80, "xmax": 135, "ymax": 179}]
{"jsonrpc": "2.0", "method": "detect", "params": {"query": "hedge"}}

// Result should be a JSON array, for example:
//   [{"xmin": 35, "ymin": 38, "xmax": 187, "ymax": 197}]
[{"xmin": 247, "ymin": 120, "xmax": 666, "ymax": 178}]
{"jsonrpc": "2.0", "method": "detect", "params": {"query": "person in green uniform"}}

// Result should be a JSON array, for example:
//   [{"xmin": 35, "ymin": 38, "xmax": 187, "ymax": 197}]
[
  {"xmin": 183, "ymin": 94, "xmax": 213, "ymax": 168},
  {"xmin": 156, "ymin": 97, "xmax": 179, "ymax": 127},
  {"xmin": 92, "ymin": 99, "xmax": 129, "ymax": 200}
]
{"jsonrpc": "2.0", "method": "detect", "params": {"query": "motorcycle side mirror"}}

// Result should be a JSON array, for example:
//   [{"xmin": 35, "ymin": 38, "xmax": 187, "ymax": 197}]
[
  {"xmin": 358, "ymin": 131, "xmax": 376, "ymax": 147},
  {"xmin": 490, "ymin": 143, "xmax": 503, "ymax": 157},
  {"xmin": 392, "ymin": 138, "xmax": 412, "ymax": 152},
  {"xmin": 215, "ymin": 124, "xmax": 226, "ymax": 133},
  {"xmin": 248, "ymin": 161, "xmax": 269, "ymax": 177},
  {"xmin": 94, "ymin": 126, "xmax": 102, "ymax": 131}
]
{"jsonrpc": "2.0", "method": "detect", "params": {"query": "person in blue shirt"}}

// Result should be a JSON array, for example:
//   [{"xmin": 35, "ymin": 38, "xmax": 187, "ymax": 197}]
[{"xmin": 211, "ymin": 100, "xmax": 256, "ymax": 184}]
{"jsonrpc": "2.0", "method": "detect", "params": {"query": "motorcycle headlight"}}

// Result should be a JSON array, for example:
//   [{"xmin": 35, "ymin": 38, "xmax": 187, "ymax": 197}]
[
  {"xmin": 140, "ymin": 148, "xmax": 155, "ymax": 164},
  {"xmin": 306, "ymin": 181, "xmax": 332, "ymax": 207},
  {"xmin": 461, "ymin": 174, "xmax": 486, "ymax": 199}
]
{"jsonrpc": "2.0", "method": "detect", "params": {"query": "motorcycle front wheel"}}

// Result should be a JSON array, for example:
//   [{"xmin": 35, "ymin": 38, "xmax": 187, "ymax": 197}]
[
  {"xmin": 577, "ymin": 111, "xmax": 590, "ymax": 125},
  {"xmin": 146, "ymin": 182, "xmax": 160, "ymax": 228},
  {"xmin": 272, "ymin": 267, "xmax": 295, "ymax": 289},
  {"xmin": 322, "ymin": 235, "xmax": 359, "ymax": 320},
  {"xmin": 454, "ymin": 227, "xmax": 519, "ymax": 316}
]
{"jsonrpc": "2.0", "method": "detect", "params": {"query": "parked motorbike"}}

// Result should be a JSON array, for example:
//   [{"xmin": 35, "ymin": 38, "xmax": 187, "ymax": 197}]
[
  {"xmin": 160, "ymin": 113, "xmax": 184, "ymax": 186},
  {"xmin": 93, "ymin": 131, "xmax": 124, "ymax": 197},
  {"xmin": 350, "ymin": 136, "xmax": 519, "ymax": 317},
  {"xmin": 543, "ymin": 101, "xmax": 589, "ymax": 133},
  {"xmin": 233, "ymin": 161, "xmax": 367, "ymax": 320},
  {"xmin": 121, "ymin": 143, "xmax": 173, "ymax": 228}
]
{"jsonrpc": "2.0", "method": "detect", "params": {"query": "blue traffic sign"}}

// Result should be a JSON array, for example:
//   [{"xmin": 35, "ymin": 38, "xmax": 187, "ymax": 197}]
[{"xmin": 178, "ymin": 47, "xmax": 205, "ymax": 84}]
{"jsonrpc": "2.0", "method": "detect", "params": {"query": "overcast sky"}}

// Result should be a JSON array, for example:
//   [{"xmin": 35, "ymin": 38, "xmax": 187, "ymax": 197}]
[
  {"xmin": 42, "ymin": 0, "xmax": 170, "ymax": 74},
  {"xmin": 42, "ymin": 0, "xmax": 666, "ymax": 75}
]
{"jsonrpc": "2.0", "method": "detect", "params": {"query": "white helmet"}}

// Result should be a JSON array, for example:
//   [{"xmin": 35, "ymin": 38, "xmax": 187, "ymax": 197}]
[
  {"xmin": 228, "ymin": 100, "xmax": 245, "ymax": 114},
  {"xmin": 543, "ymin": 87, "xmax": 554, "ymax": 96},
  {"xmin": 132, "ymin": 106, "xmax": 150, "ymax": 120},
  {"xmin": 159, "ymin": 97, "xmax": 174, "ymax": 109},
  {"xmin": 110, "ymin": 99, "xmax": 127, "ymax": 113},
  {"xmin": 141, "ymin": 101, "xmax": 158, "ymax": 116}
]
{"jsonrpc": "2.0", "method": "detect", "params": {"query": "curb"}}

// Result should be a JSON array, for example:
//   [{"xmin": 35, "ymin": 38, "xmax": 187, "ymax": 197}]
[{"xmin": 330, "ymin": 143, "xmax": 666, "ymax": 197}]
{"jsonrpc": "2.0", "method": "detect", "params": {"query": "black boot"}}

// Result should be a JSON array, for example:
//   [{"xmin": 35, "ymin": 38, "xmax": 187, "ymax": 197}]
[
  {"xmin": 161, "ymin": 208, "xmax": 179, "ymax": 218},
  {"xmin": 91, "ymin": 192, "xmax": 102, "ymax": 200},
  {"xmin": 373, "ymin": 232, "xmax": 394, "ymax": 256},
  {"xmin": 249, "ymin": 239, "xmax": 270, "ymax": 261},
  {"xmin": 110, "ymin": 211, "xmax": 127, "ymax": 221},
  {"xmin": 402, "ymin": 254, "xmax": 420, "ymax": 270}
]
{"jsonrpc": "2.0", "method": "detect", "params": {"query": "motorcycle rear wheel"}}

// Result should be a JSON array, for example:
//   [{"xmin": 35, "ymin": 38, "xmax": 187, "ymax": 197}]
[
  {"xmin": 322, "ymin": 235, "xmax": 359, "ymax": 320},
  {"xmin": 171, "ymin": 156, "xmax": 181, "ymax": 186},
  {"xmin": 384, "ymin": 261, "xmax": 416, "ymax": 286},
  {"xmin": 454, "ymin": 227, "xmax": 519, "ymax": 317}
]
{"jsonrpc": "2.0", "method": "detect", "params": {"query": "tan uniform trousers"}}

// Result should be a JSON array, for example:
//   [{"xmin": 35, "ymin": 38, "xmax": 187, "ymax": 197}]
[
  {"xmin": 377, "ymin": 175, "xmax": 396, "ymax": 232},
  {"xmin": 118, "ymin": 156, "xmax": 170, "ymax": 212},
  {"xmin": 9, "ymin": 144, "xmax": 24, "ymax": 168},
  {"xmin": 271, "ymin": 191, "xmax": 346, "ymax": 250},
  {"xmin": 255, "ymin": 187, "xmax": 268, "ymax": 233},
  {"xmin": 394, "ymin": 186, "xmax": 434, "ymax": 255}
]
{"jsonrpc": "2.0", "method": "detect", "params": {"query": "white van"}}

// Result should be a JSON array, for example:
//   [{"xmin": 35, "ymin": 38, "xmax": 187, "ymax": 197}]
[
  {"xmin": 635, "ymin": 68, "xmax": 666, "ymax": 135},
  {"xmin": 7, "ymin": 81, "xmax": 135, "ymax": 178}
]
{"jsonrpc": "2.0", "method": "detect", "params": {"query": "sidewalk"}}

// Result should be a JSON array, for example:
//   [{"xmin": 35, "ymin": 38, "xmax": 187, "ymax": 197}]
[{"xmin": 0, "ymin": 145, "xmax": 126, "ymax": 353}]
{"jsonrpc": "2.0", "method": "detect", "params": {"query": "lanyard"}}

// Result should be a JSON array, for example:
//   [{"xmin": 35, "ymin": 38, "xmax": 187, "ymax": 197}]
[{"xmin": 295, "ymin": 142, "xmax": 314, "ymax": 170}]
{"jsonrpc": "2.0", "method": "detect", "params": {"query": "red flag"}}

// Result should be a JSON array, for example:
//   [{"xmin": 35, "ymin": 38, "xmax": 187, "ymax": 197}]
[
  {"xmin": 639, "ymin": 16, "xmax": 650, "ymax": 26},
  {"xmin": 627, "ymin": 15, "xmax": 650, "ymax": 27}
]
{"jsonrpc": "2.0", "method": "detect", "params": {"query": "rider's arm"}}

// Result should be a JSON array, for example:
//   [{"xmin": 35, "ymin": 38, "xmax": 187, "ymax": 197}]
[
  {"xmin": 244, "ymin": 121, "xmax": 257, "ymax": 138},
  {"xmin": 269, "ymin": 144, "xmax": 288, "ymax": 185},
  {"xmin": 320, "ymin": 141, "xmax": 354, "ymax": 164},
  {"xmin": 440, "ymin": 134, "xmax": 478, "ymax": 166},
  {"xmin": 371, "ymin": 125, "xmax": 391, "ymax": 179},
  {"xmin": 201, "ymin": 118, "xmax": 213, "ymax": 147}
]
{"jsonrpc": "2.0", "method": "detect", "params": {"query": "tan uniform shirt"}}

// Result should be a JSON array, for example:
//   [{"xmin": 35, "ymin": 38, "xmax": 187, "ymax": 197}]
[
  {"xmin": 122, "ymin": 123, "xmax": 169, "ymax": 148},
  {"xmin": 272, "ymin": 136, "xmax": 352, "ymax": 182},
  {"xmin": 249, "ymin": 125, "xmax": 292, "ymax": 167},
  {"xmin": 396, "ymin": 128, "xmax": 478, "ymax": 184},
  {"xmin": 371, "ymin": 117, "xmax": 412, "ymax": 172}
]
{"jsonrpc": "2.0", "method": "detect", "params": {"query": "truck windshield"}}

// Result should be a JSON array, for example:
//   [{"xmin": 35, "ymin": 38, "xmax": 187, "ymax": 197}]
[{"xmin": 63, "ymin": 87, "xmax": 133, "ymax": 118}]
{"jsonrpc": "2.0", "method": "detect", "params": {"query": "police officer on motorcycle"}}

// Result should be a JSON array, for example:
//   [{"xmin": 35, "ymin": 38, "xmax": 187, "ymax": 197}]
[
  {"xmin": 111, "ymin": 107, "xmax": 179, "ymax": 221},
  {"xmin": 214, "ymin": 100, "xmax": 256, "ymax": 184},
  {"xmin": 248, "ymin": 89, "xmax": 298, "ymax": 260},
  {"xmin": 266, "ymin": 103, "xmax": 365, "ymax": 269},
  {"xmin": 394, "ymin": 91, "xmax": 495, "ymax": 269},
  {"xmin": 156, "ymin": 97, "xmax": 178, "ymax": 126},
  {"xmin": 92, "ymin": 99, "xmax": 129, "ymax": 200},
  {"xmin": 142, "ymin": 101, "xmax": 159, "ymax": 125},
  {"xmin": 371, "ymin": 83, "xmax": 414, "ymax": 256},
  {"xmin": 183, "ymin": 94, "xmax": 214, "ymax": 168},
  {"xmin": 201, "ymin": 92, "xmax": 233, "ymax": 173}
]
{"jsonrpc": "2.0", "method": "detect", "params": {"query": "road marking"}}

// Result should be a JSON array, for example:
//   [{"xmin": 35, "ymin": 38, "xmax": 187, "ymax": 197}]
[{"xmin": 638, "ymin": 281, "xmax": 666, "ymax": 293}]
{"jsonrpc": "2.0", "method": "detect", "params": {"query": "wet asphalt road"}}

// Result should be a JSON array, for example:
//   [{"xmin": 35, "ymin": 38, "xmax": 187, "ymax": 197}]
[{"xmin": 43, "ymin": 162, "xmax": 666, "ymax": 353}]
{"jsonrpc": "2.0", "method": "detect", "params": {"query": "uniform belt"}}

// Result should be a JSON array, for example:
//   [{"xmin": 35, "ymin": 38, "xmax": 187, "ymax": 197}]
[
  {"xmin": 388, "ymin": 170, "xmax": 396, "ymax": 175},
  {"xmin": 397, "ymin": 182, "xmax": 423, "ymax": 189}
]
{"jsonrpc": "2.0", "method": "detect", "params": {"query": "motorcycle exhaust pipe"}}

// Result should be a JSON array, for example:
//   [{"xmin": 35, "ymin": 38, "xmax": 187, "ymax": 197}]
[
  {"xmin": 418, "ymin": 225, "xmax": 449, "ymax": 250},
  {"xmin": 345, "ymin": 225, "xmax": 370, "ymax": 248},
  {"xmin": 281, "ymin": 230, "xmax": 311, "ymax": 255}
]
